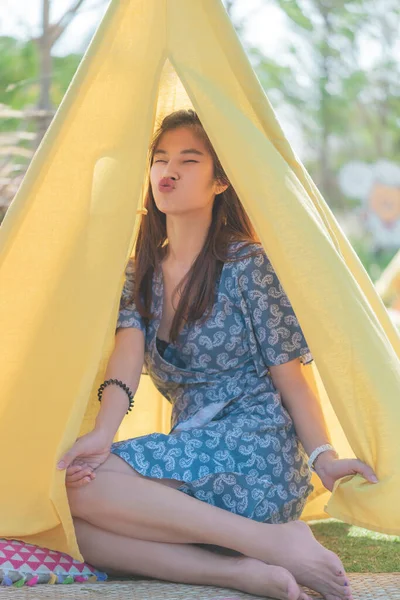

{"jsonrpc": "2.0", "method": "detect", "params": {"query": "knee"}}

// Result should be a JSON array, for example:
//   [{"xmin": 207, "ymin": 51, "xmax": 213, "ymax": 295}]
[
  {"xmin": 71, "ymin": 518, "xmax": 98, "ymax": 566},
  {"xmin": 66, "ymin": 454, "xmax": 129, "ymax": 518},
  {"xmin": 72, "ymin": 517, "xmax": 87, "ymax": 544},
  {"xmin": 67, "ymin": 481, "xmax": 94, "ymax": 519}
]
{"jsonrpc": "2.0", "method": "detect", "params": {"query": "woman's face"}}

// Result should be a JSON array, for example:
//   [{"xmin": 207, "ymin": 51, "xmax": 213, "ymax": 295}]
[{"xmin": 150, "ymin": 127, "xmax": 226, "ymax": 217}]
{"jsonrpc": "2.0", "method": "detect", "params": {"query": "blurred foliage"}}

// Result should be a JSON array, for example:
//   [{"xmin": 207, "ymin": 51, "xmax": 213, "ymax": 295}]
[
  {"xmin": 0, "ymin": 37, "xmax": 38, "ymax": 112},
  {"xmin": 350, "ymin": 236, "xmax": 398, "ymax": 282},
  {"xmin": 0, "ymin": 36, "xmax": 81, "ymax": 111},
  {"xmin": 51, "ymin": 53, "xmax": 82, "ymax": 103},
  {"xmin": 251, "ymin": 0, "xmax": 400, "ymax": 210}
]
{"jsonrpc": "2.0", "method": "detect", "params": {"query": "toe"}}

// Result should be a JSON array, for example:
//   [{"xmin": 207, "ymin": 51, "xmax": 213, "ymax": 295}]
[
  {"xmin": 333, "ymin": 573, "xmax": 349, "ymax": 587},
  {"xmin": 325, "ymin": 590, "xmax": 353, "ymax": 600},
  {"xmin": 325, "ymin": 581, "xmax": 353, "ymax": 599},
  {"xmin": 343, "ymin": 580, "xmax": 354, "ymax": 599},
  {"xmin": 286, "ymin": 575, "xmax": 302, "ymax": 600}
]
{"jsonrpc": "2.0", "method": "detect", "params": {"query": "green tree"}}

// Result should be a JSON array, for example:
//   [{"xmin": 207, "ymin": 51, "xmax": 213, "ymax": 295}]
[
  {"xmin": 0, "ymin": 37, "xmax": 38, "ymax": 111},
  {"xmin": 251, "ymin": 0, "xmax": 399, "ymax": 208},
  {"xmin": 0, "ymin": 1, "xmax": 106, "ymax": 214}
]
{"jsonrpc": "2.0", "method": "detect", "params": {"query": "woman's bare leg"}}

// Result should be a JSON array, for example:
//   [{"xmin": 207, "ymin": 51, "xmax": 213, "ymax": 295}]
[
  {"xmin": 73, "ymin": 517, "xmax": 311, "ymax": 600},
  {"xmin": 67, "ymin": 455, "xmax": 353, "ymax": 600}
]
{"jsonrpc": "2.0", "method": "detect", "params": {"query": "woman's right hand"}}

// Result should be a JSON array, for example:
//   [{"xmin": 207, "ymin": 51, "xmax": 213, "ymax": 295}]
[{"xmin": 57, "ymin": 429, "xmax": 112, "ymax": 488}]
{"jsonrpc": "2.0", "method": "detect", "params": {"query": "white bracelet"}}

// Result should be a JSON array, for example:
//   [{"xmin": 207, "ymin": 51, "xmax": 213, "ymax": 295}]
[{"xmin": 307, "ymin": 444, "xmax": 337, "ymax": 473}]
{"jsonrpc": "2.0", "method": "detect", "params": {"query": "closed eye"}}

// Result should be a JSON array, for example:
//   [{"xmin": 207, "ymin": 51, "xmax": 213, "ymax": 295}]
[{"xmin": 153, "ymin": 159, "xmax": 199, "ymax": 164}]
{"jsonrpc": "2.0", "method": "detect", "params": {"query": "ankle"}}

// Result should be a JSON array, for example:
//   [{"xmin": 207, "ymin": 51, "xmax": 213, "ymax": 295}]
[
  {"xmin": 221, "ymin": 555, "xmax": 252, "ymax": 586},
  {"xmin": 211, "ymin": 555, "xmax": 246, "ymax": 588}
]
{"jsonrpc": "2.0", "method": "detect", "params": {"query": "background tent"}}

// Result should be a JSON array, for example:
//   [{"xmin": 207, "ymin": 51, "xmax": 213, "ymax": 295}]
[
  {"xmin": 376, "ymin": 249, "xmax": 400, "ymax": 312},
  {"xmin": 1, "ymin": 0, "xmax": 399, "ymax": 562}
]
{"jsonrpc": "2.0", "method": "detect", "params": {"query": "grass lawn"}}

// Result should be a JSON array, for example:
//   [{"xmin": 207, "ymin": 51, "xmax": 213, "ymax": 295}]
[{"xmin": 310, "ymin": 519, "xmax": 400, "ymax": 572}]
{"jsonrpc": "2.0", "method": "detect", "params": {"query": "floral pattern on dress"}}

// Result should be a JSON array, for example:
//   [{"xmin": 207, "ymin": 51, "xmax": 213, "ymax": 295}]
[{"xmin": 111, "ymin": 241, "xmax": 314, "ymax": 523}]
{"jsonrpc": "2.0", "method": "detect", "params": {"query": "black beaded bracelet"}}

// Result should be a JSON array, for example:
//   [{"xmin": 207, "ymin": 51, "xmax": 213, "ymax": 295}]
[{"xmin": 97, "ymin": 379, "xmax": 135, "ymax": 414}]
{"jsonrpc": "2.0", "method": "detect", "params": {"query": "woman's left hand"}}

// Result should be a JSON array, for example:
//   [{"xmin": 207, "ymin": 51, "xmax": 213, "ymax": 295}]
[{"xmin": 314, "ymin": 454, "xmax": 379, "ymax": 492}]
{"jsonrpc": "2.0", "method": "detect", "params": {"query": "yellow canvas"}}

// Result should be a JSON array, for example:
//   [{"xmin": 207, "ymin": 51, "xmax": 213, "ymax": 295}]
[{"xmin": 0, "ymin": 0, "xmax": 399, "ymax": 562}]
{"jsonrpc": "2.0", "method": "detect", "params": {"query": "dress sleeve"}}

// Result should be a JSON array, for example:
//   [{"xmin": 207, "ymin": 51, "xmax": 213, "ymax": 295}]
[
  {"xmin": 116, "ymin": 259, "xmax": 146, "ymax": 333},
  {"xmin": 236, "ymin": 247, "xmax": 313, "ymax": 369}
]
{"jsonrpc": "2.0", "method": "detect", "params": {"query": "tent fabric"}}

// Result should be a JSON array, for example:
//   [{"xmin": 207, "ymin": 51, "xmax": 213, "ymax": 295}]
[{"xmin": 0, "ymin": 0, "xmax": 399, "ymax": 562}]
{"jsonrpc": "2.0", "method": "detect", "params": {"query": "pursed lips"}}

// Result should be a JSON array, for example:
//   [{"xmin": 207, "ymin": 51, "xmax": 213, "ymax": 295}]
[{"xmin": 158, "ymin": 177, "xmax": 176, "ymax": 192}]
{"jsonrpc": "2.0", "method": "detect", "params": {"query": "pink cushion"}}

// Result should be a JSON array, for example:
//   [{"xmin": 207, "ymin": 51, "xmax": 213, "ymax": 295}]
[{"xmin": 0, "ymin": 538, "xmax": 107, "ymax": 586}]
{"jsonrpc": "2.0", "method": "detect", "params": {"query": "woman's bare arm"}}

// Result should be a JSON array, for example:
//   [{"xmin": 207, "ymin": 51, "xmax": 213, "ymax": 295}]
[
  {"xmin": 94, "ymin": 328, "xmax": 145, "ymax": 444},
  {"xmin": 270, "ymin": 359, "xmax": 378, "ymax": 487},
  {"xmin": 269, "ymin": 360, "xmax": 337, "ymax": 465}
]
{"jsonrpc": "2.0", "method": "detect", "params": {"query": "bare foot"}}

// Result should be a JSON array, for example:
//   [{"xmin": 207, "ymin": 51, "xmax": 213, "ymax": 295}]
[
  {"xmin": 260, "ymin": 521, "xmax": 353, "ymax": 600},
  {"xmin": 229, "ymin": 556, "xmax": 312, "ymax": 600}
]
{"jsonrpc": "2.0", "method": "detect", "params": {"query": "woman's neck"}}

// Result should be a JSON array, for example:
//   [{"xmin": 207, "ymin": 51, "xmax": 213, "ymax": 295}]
[{"xmin": 164, "ymin": 212, "xmax": 211, "ymax": 269}]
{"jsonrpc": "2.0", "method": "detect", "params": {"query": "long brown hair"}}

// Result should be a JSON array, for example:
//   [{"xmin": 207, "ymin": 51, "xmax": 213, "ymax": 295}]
[{"xmin": 132, "ymin": 109, "xmax": 260, "ymax": 342}]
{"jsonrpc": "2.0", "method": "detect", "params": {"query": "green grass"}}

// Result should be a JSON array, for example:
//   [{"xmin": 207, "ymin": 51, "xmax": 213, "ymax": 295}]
[{"xmin": 310, "ymin": 519, "xmax": 400, "ymax": 572}]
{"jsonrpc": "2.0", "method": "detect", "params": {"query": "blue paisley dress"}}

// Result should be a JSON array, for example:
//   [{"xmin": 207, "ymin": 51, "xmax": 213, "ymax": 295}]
[{"xmin": 111, "ymin": 241, "xmax": 314, "ymax": 524}]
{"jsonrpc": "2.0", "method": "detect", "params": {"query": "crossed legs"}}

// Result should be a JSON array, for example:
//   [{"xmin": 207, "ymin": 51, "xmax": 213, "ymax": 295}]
[{"xmin": 67, "ymin": 454, "xmax": 353, "ymax": 600}]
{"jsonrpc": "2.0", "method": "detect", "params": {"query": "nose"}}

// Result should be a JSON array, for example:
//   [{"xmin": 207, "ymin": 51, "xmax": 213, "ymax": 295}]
[{"xmin": 161, "ymin": 160, "xmax": 179, "ymax": 181}]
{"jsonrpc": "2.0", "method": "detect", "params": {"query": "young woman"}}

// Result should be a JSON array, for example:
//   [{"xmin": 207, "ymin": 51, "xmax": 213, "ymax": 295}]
[{"xmin": 58, "ymin": 110, "xmax": 378, "ymax": 600}]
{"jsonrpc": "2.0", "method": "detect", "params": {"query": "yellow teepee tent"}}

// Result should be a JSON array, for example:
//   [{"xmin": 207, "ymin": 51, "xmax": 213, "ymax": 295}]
[{"xmin": 1, "ymin": 0, "xmax": 399, "ymax": 562}]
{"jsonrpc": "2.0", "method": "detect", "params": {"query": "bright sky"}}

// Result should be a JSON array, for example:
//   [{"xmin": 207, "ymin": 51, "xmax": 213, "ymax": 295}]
[
  {"xmin": 0, "ymin": 0, "xmax": 305, "ymax": 150},
  {"xmin": 0, "ymin": 0, "xmax": 382, "ymax": 64},
  {"xmin": 0, "ymin": 0, "xmax": 288, "ymax": 57},
  {"xmin": 0, "ymin": 0, "xmax": 387, "ymax": 156}
]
